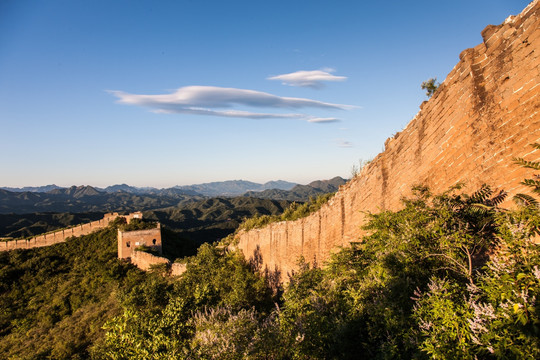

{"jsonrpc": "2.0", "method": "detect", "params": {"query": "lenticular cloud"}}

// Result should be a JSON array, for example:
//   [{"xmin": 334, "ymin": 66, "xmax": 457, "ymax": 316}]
[
  {"xmin": 109, "ymin": 85, "xmax": 354, "ymax": 121},
  {"xmin": 267, "ymin": 69, "xmax": 347, "ymax": 89}
]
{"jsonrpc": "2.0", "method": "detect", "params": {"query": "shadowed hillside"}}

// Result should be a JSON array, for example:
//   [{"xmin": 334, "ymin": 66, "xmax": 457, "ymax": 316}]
[
  {"xmin": 143, "ymin": 197, "xmax": 294, "ymax": 243},
  {"xmin": 243, "ymin": 176, "xmax": 347, "ymax": 201},
  {"xmin": 0, "ymin": 186, "xmax": 202, "ymax": 214}
]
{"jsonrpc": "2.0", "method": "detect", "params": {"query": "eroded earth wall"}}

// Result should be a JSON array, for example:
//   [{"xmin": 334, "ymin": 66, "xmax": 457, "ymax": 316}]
[{"xmin": 237, "ymin": 1, "xmax": 540, "ymax": 277}]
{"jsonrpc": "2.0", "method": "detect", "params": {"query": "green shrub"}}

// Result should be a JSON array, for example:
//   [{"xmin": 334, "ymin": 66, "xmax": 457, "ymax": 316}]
[
  {"xmin": 421, "ymin": 77, "xmax": 440, "ymax": 97},
  {"xmin": 238, "ymin": 192, "xmax": 336, "ymax": 231}
]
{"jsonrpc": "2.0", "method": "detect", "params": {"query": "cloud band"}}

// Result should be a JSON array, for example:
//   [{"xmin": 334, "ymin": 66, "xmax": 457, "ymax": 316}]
[{"xmin": 109, "ymin": 85, "xmax": 355, "ymax": 121}]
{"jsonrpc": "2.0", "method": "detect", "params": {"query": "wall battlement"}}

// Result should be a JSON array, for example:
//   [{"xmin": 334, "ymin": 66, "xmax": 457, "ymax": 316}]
[
  {"xmin": 237, "ymin": 0, "xmax": 540, "ymax": 278},
  {"xmin": 1, "ymin": 211, "xmax": 143, "ymax": 252}
]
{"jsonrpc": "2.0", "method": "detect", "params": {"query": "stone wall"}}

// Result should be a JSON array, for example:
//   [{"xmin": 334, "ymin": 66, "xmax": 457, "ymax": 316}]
[
  {"xmin": 1, "ymin": 212, "xmax": 119, "ymax": 251},
  {"xmin": 237, "ymin": 0, "xmax": 540, "ymax": 277},
  {"xmin": 0, "ymin": 212, "xmax": 144, "ymax": 252},
  {"xmin": 130, "ymin": 250, "xmax": 170, "ymax": 271},
  {"xmin": 128, "ymin": 251, "xmax": 187, "ymax": 276}
]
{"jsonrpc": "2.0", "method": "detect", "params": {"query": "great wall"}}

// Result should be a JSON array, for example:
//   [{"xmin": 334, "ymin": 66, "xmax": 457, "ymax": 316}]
[
  {"xmin": 1, "ymin": 210, "xmax": 187, "ymax": 275},
  {"xmin": 1, "ymin": 2, "xmax": 539, "ymax": 279},
  {"xmin": 1, "ymin": 212, "xmax": 143, "ymax": 251},
  {"xmin": 235, "ymin": 0, "xmax": 540, "ymax": 277}
]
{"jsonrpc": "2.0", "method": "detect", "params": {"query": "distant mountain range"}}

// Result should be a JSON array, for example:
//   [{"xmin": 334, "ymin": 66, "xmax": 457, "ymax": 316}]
[
  {"xmin": 1, "ymin": 184, "xmax": 65, "ymax": 193},
  {"xmin": 0, "ymin": 177, "xmax": 346, "ymax": 242},
  {"xmin": 0, "ymin": 178, "xmax": 344, "ymax": 214},
  {"xmin": 1, "ymin": 179, "xmax": 298, "ymax": 197},
  {"xmin": 0, "ymin": 186, "xmax": 202, "ymax": 214},
  {"xmin": 174, "ymin": 180, "xmax": 297, "ymax": 197}
]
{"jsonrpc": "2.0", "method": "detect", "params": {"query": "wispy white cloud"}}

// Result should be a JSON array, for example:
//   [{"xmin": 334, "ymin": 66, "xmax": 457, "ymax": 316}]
[
  {"xmin": 109, "ymin": 85, "xmax": 355, "ymax": 121},
  {"xmin": 267, "ymin": 68, "xmax": 347, "ymax": 89},
  {"xmin": 307, "ymin": 117, "xmax": 340, "ymax": 123},
  {"xmin": 154, "ymin": 107, "xmax": 306, "ymax": 119},
  {"xmin": 336, "ymin": 139, "xmax": 353, "ymax": 148}
]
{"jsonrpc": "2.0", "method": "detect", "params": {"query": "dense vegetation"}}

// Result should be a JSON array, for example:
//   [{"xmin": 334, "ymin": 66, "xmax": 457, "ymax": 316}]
[
  {"xmin": 1, "ymin": 157, "xmax": 539, "ymax": 358},
  {"xmin": 93, "ymin": 180, "xmax": 539, "ymax": 359},
  {"xmin": 0, "ymin": 222, "xmax": 153, "ymax": 359}
]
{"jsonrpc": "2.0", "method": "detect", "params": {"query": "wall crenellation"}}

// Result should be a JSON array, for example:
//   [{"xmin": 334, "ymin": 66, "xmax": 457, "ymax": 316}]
[{"xmin": 236, "ymin": 0, "xmax": 540, "ymax": 279}]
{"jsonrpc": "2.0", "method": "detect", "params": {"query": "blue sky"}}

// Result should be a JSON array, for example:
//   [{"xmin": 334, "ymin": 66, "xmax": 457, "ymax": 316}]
[{"xmin": 0, "ymin": 0, "xmax": 530, "ymax": 188}]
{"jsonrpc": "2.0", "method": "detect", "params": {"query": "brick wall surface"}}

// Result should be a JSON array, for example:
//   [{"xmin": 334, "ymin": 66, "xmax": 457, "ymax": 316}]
[{"xmin": 237, "ymin": 1, "xmax": 540, "ymax": 278}]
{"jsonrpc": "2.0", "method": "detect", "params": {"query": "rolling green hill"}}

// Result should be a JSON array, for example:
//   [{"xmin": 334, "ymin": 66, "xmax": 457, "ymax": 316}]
[
  {"xmin": 0, "ymin": 212, "xmax": 104, "ymax": 239},
  {"xmin": 0, "ymin": 186, "xmax": 203, "ymax": 214},
  {"xmin": 243, "ymin": 176, "xmax": 347, "ymax": 201},
  {"xmin": 0, "ymin": 224, "xmax": 164, "ymax": 359},
  {"xmin": 143, "ymin": 196, "xmax": 293, "ymax": 243}
]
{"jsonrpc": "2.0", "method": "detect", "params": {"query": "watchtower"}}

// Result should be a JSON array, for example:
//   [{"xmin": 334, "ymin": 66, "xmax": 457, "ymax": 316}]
[{"xmin": 117, "ymin": 223, "xmax": 162, "ymax": 259}]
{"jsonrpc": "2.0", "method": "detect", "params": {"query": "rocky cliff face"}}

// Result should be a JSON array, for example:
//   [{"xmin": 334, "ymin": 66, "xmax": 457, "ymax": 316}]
[{"xmin": 237, "ymin": 0, "xmax": 540, "ymax": 278}]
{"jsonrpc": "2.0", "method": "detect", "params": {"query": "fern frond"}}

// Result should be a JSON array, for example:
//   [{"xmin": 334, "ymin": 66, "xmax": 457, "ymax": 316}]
[
  {"xmin": 513, "ymin": 157, "xmax": 540, "ymax": 170},
  {"xmin": 513, "ymin": 193, "xmax": 539, "ymax": 207},
  {"xmin": 521, "ymin": 178, "xmax": 540, "ymax": 189},
  {"xmin": 488, "ymin": 190, "xmax": 507, "ymax": 207},
  {"xmin": 446, "ymin": 183, "xmax": 465, "ymax": 192},
  {"xmin": 469, "ymin": 203, "xmax": 492, "ymax": 213},
  {"xmin": 469, "ymin": 184, "xmax": 492, "ymax": 204}
]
